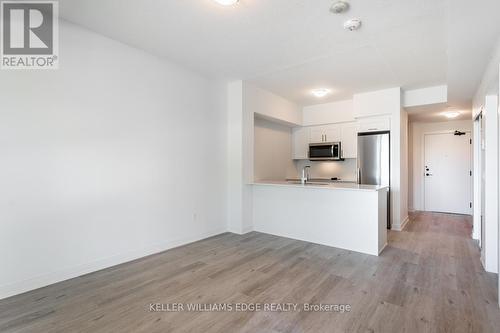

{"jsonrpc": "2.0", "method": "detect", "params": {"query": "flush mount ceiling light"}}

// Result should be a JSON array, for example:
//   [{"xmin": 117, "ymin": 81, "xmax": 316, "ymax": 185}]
[
  {"xmin": 213, "ymin": 0, "xmax": 239, "ymax": 6},
  {"xmin": 330, "ymin": 1, "xmax": 349, "ymax": 14},
  {"xmin": 444, "ymin": 111, "xmax": 461, "ymax": 119},
  {"xmin": 344, "ymin": 18, "xmax": 362, "ymax": 31},
  {"xmin": 311, "ymin": 88, "xmax": 331, "ymax": 98}
]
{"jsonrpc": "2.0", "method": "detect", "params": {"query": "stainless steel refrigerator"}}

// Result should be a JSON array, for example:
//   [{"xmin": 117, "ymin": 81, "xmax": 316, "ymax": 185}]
[{"xmin": 357, "ymin": 131, "xmax": 391, "ymax": 228}]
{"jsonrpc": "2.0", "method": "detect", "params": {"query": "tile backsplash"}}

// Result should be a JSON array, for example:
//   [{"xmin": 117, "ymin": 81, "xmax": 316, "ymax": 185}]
[{"xmin": 294, "ymin": 159, "xmax": 357, "ymax": 181}]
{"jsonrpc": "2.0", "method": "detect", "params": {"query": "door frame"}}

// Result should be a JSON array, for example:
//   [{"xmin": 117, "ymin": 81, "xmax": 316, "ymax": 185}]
[
  {"xmin": 421, "ymin": 130, "xmax": 473, "ymax": 214},
  {"xmin": 473, "ymin": 111, "xmax": 483, "ymax": 247}
]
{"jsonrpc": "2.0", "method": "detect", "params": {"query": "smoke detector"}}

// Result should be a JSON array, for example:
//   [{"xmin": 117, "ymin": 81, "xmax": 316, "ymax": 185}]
[
  {"xmin": 344, "ymin": 18, "xmax": 362, "ymax": 31},
  {"xmin": 330, "ymin": 1, "xmax": 349, "ymax": 14}
]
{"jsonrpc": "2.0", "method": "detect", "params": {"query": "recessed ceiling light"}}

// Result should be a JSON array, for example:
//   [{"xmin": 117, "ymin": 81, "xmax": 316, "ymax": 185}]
[
  {"xmin": 311, "ymin": 88, "xmax": 331, "ymax": 98},
  {"xmin": 330, "ymin": 1, "xmax": 349, "ymax": 14},
  {"xmin": 444, "ymin": 111, "xmax": 460, "ymax": 119},
  {"xmin": 344, "ymin": 18, "xmax": 362, "ymax": 31},
  {"xmin": 213, "ymin": 0, "xmax": 239, "ymax": 6}
]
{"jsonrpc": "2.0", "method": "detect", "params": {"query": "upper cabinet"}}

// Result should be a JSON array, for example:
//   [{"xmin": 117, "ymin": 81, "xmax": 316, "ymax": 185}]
[
  {"xmin": 292, "ymin": 122, "xmax": 359, "ymax": 160},
  {"xmin": 357, "ymin": 116, "xmax": 391, "ymax": 133},
  {"xmin": 340, "ymin": 122, "xmax": 358, "ymax": 159},
  {"xmin": 309, "ymin": 124, "xmax": 341, "ymax": 143},
  {"xmin": 292, "ymin": 127, "xmax": 309, "ymax": 160}
]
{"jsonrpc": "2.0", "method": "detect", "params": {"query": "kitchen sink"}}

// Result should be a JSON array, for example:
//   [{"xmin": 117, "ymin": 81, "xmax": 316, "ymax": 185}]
[{"xmin": 286, "ymin": 181, "xmax": 330, "ymax": 186}]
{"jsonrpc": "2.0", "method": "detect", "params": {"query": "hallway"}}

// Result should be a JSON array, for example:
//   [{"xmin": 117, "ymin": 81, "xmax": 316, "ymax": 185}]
[
  {"xmin": 0, "ymin": 212, "xmax": 499, "ymax": 332},
  {"xmin": 388, "ymin": 212, "xmax": 500, "ymax": 331}
]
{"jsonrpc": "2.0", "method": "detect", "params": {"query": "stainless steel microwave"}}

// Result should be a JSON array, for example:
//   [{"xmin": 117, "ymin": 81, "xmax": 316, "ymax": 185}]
[{"xmin": 309, "ymin": 142, "xmax": 342, "ymax": 161}]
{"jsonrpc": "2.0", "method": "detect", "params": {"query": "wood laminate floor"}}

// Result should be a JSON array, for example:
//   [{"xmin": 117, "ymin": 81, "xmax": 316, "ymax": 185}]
[{"xmin": 1, "ymin": 212, "xmax": 499, "ymax": 332}]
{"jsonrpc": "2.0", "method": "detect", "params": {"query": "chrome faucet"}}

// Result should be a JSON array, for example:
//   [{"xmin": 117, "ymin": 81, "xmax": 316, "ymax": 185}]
[{"xmin": 301, "ymin": 166, "xmax": 311, "ymax": 184}]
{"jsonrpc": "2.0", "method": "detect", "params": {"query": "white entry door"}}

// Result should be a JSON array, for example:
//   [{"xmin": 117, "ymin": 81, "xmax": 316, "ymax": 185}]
[{"xmin": 424, "ymin": 132, "xmax": 472, "ymax": 215}]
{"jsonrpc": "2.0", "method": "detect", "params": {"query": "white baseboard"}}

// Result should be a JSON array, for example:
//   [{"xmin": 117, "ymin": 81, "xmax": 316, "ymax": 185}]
[
  {"xmin": 228, "ymin": 226, "xmax": 253, "ymax": 235},
  {"xmin": 0, "ymin": 227, "xmax": 226, "ymax": 301},
  {"xmin": 391, "ymin": 216, "xmax": 409, "ymax": 231},
  {"xmin": 378, "ymin": 242, "xmax": 388, "ymax": 255},
  {"xmin": 240, "ymin": 226, "xmax": 253, "ymax": 234}
]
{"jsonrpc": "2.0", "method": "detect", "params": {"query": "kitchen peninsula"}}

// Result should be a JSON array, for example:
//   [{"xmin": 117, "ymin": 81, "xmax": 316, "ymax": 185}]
[
  {"xmin": 243, "ymin": 84, "xmax": 407, "ymax": 256},
  {"xmin": 252, "ymin": 181, "xmax": 389, "ymax": 256}
]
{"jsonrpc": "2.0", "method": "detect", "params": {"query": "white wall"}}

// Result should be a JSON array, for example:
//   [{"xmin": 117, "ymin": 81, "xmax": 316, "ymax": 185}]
[
  {"xmin": 353, "ymin": 88, "xmax": 400, "ymax": 118},
  {"xmin": 254, "ymin": 116, "xmax": 296, "ymax": 181},
  {"xmin": 473, "ymin": 40, "xmax": 500, "ymax": 118},
  {"xmin": 403, "ymin": 85, "xmax": 447, "ymax": 108},
  {"xmin": 227, "ymin": 81, "xmax": 301, "ymax": 234},
  {"xmin": 0, "ymin": 21, "xmax": 228, "ymax": 299},
  {"xmin": 302, "ymin": 99, "xmax": 354, "ymax": 126},
  {"xmin": 409, "ymin": 120, "xmax": 473, "ymax": 211},
  {"xmin": 472, "ymin": 38, "xmax": 500, "ymax": 275},
  {"xmin": 400, "ymin": 108, "xmax": 409, "ymax": 226},
  {"xmin": 483, "ymin": 96, "xmax": 498, "ymax": 273},
  {"xmin": 227, "ymin": 81, "xmax": 252, "ymax": 234},
  {"xmin": 244, "ymin": 83, "xmax": 302, "ymax": 126}
]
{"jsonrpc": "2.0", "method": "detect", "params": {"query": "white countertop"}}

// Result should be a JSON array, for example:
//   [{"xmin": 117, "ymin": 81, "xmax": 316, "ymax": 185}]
[{"xmin": 252, "ymin": 180, "xmax": 389, "ymax": 192}]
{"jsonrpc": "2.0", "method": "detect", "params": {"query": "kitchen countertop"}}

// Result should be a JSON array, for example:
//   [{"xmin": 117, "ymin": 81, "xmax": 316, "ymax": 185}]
[
  {"xmin": 286, "ymin": 178, "xmax": 357, "ymax": 184},
  {"xmin": 253, "ymin": 180, "xmax": 389, "ymax": 192}
]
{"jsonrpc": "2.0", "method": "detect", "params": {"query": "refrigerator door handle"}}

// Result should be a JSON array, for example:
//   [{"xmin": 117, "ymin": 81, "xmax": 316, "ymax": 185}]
[{"xmin": 357, "ymin": 167, "xmax": 361, "ymax": 184}]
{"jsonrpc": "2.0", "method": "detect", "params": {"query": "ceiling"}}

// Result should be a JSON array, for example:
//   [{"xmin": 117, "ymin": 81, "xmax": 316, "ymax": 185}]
[
  {"xmin": 60, "ymin": 0, "xmax": 500, "ymax": 117},
  {"xmin": 406, "ymin": 104, "xmax": 471, "ymax": 123}
]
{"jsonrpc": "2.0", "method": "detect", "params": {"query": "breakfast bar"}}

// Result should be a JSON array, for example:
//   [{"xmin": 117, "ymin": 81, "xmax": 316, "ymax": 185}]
[{"xmin": 252, "ymin": 181, "xmax": 389, "ymax": 256}]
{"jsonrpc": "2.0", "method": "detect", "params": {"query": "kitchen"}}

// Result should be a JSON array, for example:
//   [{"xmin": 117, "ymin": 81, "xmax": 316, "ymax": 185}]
[{"xmin": 245, "ymin": 83, "xmax": 408, "ymax": 256}]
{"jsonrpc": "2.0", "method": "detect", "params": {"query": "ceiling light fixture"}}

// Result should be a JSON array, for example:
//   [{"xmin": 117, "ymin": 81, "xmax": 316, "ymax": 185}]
[
  {"xmin": 330, "ymin": 1, "xmax": 349, "ymax": 14},
  {"xmin": 311, "ymin": 88, "xmax": 331, "ymax": 98},
  {"xmin": 344, "ymin": 18, "xmax": 362, "ymax": 31},
  {"xmin": 213, "ymin": 0, "xmax": 239, "ymax": 6},
  {"xmin": 444, "ymin": 111, "xmax": 460, "ymax": 119}
]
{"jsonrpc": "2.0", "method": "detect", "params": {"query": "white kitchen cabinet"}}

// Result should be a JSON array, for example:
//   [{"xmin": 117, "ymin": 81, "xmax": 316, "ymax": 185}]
[
  {"xmin": 309, "ymin": 126, "xmax": 325, "ymax": 143},
  {"xmin": 309, "ymin": 124, "xmax": 341, "ymax": 143},
  {"xmin": 340, "ymin": 122, "xmax": 358, "ymax": 159},
  {"xmin": 292, "ymin": 127, "xmax": 309, "ymax": 160},
  {"xmin": 324, "ymin": 125, "xmax": 341, "ymax": 142},
  {"xmin": 357, "ymin": 116, "xmax": 390, "ymax": 133}
]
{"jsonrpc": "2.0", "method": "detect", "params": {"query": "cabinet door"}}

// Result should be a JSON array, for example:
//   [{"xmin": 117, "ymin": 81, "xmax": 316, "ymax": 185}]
[
  {"xmin": 357, "ymin": 116, "xmax": 391, "ymax": 133},
  {"xmin": 323, "ymin": 124, "xmax": 341, "ymax": 142},
  {"xmin": 292, "ymin": 127, "xmax": 309, "ymax": 160},
  {"xmin": 340, "ymin": 122, "xmax": 358, "ymax": 159},
  {"xmin": 309, "ymin": 126, "xmax": 325, "ymax": 143}
]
